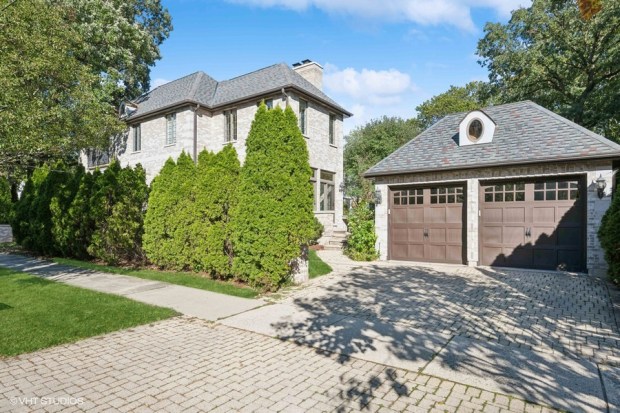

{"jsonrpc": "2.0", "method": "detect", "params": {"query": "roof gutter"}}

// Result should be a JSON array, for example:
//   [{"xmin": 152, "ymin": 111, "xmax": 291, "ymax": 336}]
[{"xmin": 364, "ymin": 153, "xmax": 620, "ymax": 179}]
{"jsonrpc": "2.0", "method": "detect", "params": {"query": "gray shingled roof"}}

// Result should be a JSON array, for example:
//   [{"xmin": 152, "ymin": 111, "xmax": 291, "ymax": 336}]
[
  {"xmin": 365, "ymin": 101, "xmax": 620, "ymax": 177},
  {"xmin": 129, "ymin": 63, "xmax": 351, "ymax": 119}
]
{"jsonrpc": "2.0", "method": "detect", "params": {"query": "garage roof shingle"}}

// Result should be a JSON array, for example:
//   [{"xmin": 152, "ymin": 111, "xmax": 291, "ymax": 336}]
[
  {"xmin": 129, "ymin": 63, "xmax": 351, "ymax": 119},
  {"xmin": 365, "ymin": 101, "xmax": 620, "ymax": 177}
]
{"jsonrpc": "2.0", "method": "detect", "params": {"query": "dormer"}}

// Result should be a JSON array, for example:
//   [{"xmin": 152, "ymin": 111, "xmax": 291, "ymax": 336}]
[
  {"xmin": 119, "ymin": 102, "xmax": 138, "ymax": 119},
  {"xmin": 458, "ymin": 110, "xmax": 496, "ymax": 146}
]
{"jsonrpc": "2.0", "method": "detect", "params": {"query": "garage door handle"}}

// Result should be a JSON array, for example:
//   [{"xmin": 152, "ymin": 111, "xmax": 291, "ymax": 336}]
[
  {"xmin": 424, "ymin": 229, "xmax": 429, "ymax": 237},
  {"xmin": 525, "ymin": 227, "xmax": 531, "ymax": 237}
]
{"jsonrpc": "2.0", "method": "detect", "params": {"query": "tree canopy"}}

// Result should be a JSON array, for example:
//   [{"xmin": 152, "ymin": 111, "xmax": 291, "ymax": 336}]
[
  {"xmin": 0, "ymin": 0, "xmax": 172, "ymax": 175},
  {"xmin": 415, "ymin": 81, "xmax": 494, "ymax": 129},
  {"xmin": 344, "ymin": 117, "xmax": 421, "ymax": 200},
  {"xmin": 477, "ymin": 0, "xmax": 620, "ymax": 141}
]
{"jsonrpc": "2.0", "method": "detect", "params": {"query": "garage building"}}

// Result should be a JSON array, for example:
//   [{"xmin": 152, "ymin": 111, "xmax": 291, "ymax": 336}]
[{"xmin": 365, "ymin": 101, "xmax": 620, "ymax": 275}]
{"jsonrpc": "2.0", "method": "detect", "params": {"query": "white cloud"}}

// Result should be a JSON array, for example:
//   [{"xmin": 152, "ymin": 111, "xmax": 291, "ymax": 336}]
[
  {"xmin": 324, "ymin": 64, "xmax": 413, "ymax": 105},
  {"xmin": 151, "ymin": 78, "xmax": 171, "ymax": 89},
  {"xmin": 321, "ymin": 64, "xmax": 420, "ymax": 134},
  {"xmin": 228, "ymin": 0, "xmax": 531, "ymax": 31}
]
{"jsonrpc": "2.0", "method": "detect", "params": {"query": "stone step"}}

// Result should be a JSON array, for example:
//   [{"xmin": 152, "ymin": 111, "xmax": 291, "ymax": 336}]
[
  {"xmin": 322, "ymin": 244, "xmax": 343, "ymax": 251},
  {"xmin": 328, "ymin": 239, "xmax": 345, "ymax": 246}
]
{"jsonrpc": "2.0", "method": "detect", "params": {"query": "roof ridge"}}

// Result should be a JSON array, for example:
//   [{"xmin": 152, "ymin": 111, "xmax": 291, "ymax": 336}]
[
  {"xmin": 526, "ymin": 101, "xmax": 620, "ymax": 151},
  {"xmin": 188, "ymin": 72, "xmax": 204, "ymax": 101},
  {"xmin": 219, "ymin": 63, "xmax": 284, "ymax": 84}
]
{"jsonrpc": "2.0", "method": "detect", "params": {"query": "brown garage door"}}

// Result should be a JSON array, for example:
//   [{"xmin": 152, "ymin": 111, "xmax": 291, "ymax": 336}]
[
  {"xmin": 389, "ymin": 186, "xmax": 465, "ymax": 264},
  {"xmin": 480, "ymin": 178, "xmax": 585, "ymax": 271}
]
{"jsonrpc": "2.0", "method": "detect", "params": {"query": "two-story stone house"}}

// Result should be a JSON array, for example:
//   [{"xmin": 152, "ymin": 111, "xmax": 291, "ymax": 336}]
[{"xmin": 86, "ymin": 60, "xmax": 352, "ymax": 240}]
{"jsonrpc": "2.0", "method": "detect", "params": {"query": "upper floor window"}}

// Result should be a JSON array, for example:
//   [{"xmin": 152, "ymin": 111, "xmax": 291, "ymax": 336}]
[
  {"xmin": 225, "ymin": 109, "xmax": 237, "ymax": 142},
  {"xmin": 257, "ymin": 99, "xmax": 273, "ymax": 109},
  {"xmin": 133, "ymin": 124, "xmax": 141, "ymax": 152},
  {"xmin": 329, "ymin": 114, "xmax": 336, "ymax": 145},
  {"xmin": 299, "ymin": 100, "xmax": 308, "ymax": 135},
  {"xmin": 166, "ymin": 114, "xmax": 176, "ymax": 145}
]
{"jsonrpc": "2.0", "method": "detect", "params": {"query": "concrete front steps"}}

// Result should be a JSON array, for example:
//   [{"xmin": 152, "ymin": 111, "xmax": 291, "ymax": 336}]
[{"xmin": 320, "ymin": 230, "xmax": 347, "ymax": 251}]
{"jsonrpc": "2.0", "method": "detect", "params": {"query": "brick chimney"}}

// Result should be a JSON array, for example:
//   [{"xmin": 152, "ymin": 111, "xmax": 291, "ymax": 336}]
[{"xmin": 292, "ymin": 59, "xmax": 323, "ymax": 90}]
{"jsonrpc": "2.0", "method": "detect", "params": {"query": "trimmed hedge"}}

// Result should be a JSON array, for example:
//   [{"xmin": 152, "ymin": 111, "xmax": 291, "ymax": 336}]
[
  {"xmin": 231, "ymin": 104, "xmax": 316, "ymax": 290},
  {"xmin": 599, "ymin": 192, "xmax": 620, "ymax": 284}
]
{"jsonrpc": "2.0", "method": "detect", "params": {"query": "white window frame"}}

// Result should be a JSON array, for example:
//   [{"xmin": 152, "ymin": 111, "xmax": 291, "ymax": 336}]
[
  {"xmin": 225, "ymin": 109, "xmax": 237, "ymax": 142},
  {"xmin": 133, "ymin": 124, "xmax": 141, "ymax": 152},
  {"xmin": 165, "ymin": 114, "xmax": 176, "ymax": 146}
]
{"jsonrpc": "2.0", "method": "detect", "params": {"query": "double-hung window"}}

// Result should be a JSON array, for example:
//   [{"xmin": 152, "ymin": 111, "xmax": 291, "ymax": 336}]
[
  {"xmin": 225, "ymin": 109, "xmax": 237, "ymax": 142},
  {"xmin": 299, "ymin": 100, "xmax": 308, "ymax": 135},
  {"xmin": 133, "ymin": 124, "xmax": 141, "ymax": 152},
  {"xmin": 319, "ymin": 171, "xmax": 335, "ymax": 211},
  {"xmin": 329, "ymin": 114, "xmax": 336, "ymax": 145},
  {"xmin": 165, "ymin": 114, "xmax": 176, "ymax": 145}
]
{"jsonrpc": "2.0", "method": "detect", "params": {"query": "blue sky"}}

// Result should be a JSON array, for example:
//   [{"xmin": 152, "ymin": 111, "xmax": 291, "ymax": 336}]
[{"xmin": 151, "ymin": 0, "xmax": 530, "ymax": 133}]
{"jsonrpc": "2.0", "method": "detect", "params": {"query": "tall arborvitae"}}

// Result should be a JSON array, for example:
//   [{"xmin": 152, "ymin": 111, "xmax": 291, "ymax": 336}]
[
  {"xmin": 88, "ymin": 161, "xmax": 149, "ymax": 265},
  {"xmin": 143, "ymin": 152, "xmax": 196, "ymax": 269},
  {"xmin": 64, "ymin": 169, "xmax": 100, "ymax": 259},
  {"xmin": 190, "ymin": 146, "xmax": 240, "ymax": 276},
  {"xmin": 50, "ymin": 165, "xmax": 85, "ymax": 257},
  {"xmin": 231, "ymin": 104, "xmax": 315, "ymax": 290}
]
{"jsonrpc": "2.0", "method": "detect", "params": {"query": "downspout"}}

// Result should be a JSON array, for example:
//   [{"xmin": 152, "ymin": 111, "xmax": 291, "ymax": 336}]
[
  {"xmin": 281, "ymin": 88, "xmax": 289, "ymax": 105},
  {"xmin": 193, "ymin": 104, "xmax": 199, "ymax": 164}
]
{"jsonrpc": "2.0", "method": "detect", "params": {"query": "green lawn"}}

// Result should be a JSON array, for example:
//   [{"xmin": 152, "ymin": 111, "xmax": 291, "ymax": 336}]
[
  {"xmin": 0, "ymin": 267, "xmax": 176, "ymax": 357},
  {"xmin": 53, "ymin": 258, "xmax": 259, "ymax": 299},
  {"xmin": 309, "ymin": 250, "xmax": 332, "ymax": 278}
]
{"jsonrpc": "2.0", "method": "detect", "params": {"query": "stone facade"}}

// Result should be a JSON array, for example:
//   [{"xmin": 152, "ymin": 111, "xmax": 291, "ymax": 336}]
[
  {"xmin": 374, "ymin": 159, "xmax": 616, "ymax": 275},
  {"xmin": 89, "ymin": 91, "xmax": 346, "ymax": 234}
]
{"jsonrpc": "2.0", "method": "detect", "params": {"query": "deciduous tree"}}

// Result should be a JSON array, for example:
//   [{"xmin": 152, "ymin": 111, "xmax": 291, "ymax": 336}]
[
  {"xmin": 478, "ymin": 0, "xmax": 620, "ymax": 141},
  {"xmin": 344, "ymin": 117, "xmax": 421, "ymax": 200}
]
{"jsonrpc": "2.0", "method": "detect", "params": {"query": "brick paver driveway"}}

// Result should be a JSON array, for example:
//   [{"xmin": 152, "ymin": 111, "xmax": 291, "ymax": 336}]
[
  {"xmin": 1, "ymin": 255, "xmax": 619, "ymax": 412},
  {"xmin": 280, "ymin": 260, "xmax": 620, "ymax": 365}
]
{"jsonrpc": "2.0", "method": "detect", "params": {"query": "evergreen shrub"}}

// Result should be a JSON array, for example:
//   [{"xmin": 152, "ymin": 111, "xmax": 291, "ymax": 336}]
[
  {"xmin": 231, "ymin": 104, "xmax": 315, "ymax": 290},
  {"xmin": 344, "ymin": 201, "xmax": 379, "ymax": 261},
  {"xmin": 599, "ymin": 192, "xmax": 620, "ymax": 283}
]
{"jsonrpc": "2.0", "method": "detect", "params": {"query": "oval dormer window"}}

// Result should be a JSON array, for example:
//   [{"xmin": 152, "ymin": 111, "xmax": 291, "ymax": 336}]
[{"xmin": 467, "ymin": 118, "xmax": 484, "ymax": 142}]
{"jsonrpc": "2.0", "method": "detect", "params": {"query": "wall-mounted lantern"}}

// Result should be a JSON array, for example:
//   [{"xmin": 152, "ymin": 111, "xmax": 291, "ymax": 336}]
[
  {"xmin": 339, "ymin": 182, "xmax": 345, "ymax": 193},
  {"xmin": 596, "ymin": 174, "xmax": 607, "ymax": 199}
]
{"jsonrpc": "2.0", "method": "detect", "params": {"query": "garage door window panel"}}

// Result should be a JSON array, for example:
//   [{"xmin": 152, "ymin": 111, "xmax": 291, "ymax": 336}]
[
  {"xmin": 480, "ymin": 179, "xmax": 584, "ymax": 271},
  {"xmin": 484, "ymin": 183, "xmax": 525, "ymax": 202}
]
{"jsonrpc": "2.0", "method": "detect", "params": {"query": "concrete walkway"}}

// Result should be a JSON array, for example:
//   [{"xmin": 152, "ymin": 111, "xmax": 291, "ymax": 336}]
[{"xmin": 0, "ymin": 253, "xmax": 265, "ymax": 321}]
